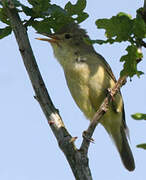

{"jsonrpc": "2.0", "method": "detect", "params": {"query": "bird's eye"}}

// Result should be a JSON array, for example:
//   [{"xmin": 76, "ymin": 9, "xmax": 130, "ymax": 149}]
[{"xmin": 64, "ymin": 33, "xmax": 72, "ymax": 39}]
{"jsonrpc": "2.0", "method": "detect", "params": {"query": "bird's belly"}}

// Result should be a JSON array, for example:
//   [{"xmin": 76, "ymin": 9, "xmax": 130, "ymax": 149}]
[
  {"xmin": 64, "ymin": 63, "xmax": 96, "ymax": 119},
  {"xmin": 64, "ymin": 62, "xmax": 109, "ymax": 119}
]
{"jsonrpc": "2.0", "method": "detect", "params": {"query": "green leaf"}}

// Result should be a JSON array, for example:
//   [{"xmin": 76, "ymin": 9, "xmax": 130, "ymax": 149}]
[
  {"xmin": 28, "ymin": 0, "xmax": 50, "ymax": 7},
  {"xmin": 75, "ymin": 12, "xmax": 89, "ymax": 23},
  {"xmin": 17, "ymin": 0, "xmax": 88, "ymax": 34},
  {"xmin": 84, "ymin": 38, "xmax": 106, "ymax": 45},
  {"xmin": 133, "ymin": 17, "xmax": 146, "ymax": 38},
  {"xmin": 40, "ymin": 5, "xmax": 73, "ymax": 32},
  {"xmin": 0, "ymin": 8, "xmax": 10, "ymax": 25},
  {"xmin": 21, "ymin": 5, "xmax": 35, "ymax": 17},
  {"xmin": 0, "ymin": 26, "xmax": 12, "ymax": 39},
  {"xmin": 65, "ymin": 0, "xmax": 86, "ymax": 12},
  {"xmin": 65, "ymin": 0, "xmax": 88, "ymax": 23},
  {"xmin": 12, "ymin": 0, "xmax": 21, "ymax": 7},
  {"xmin": 137, "ymin": 144, "xmax": 146, "ymax": 150},
  {"xmin": 96, "ymin": 12, "xmax": 132, "ymax": 42},
  {"xmin": 131, "ymin": 113, "xmax": 146, "ymax": 120},
  {"xmin": 46, "ymin": 4, "xmax": 67, "ymax": 16},
  {"xmin": 28, "ymin": 0, "xmax": 50, "ymax": 14},
  {"xmin": 83, "ymin": 38, "xmax": 114, "ymax": 45},
  {"xmin": 31, "ymin": 19, "xmax": 52, "ymax": 34},
  {"xmin": 23, "ymin": 3, "xmax": 72, "ymax": 33},
  {"xmin": 120, "ymin": 45, "xmax": 143, "ymax": 77}
]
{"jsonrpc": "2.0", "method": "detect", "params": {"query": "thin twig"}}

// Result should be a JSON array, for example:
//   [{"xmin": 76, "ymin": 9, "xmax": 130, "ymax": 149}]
[
  {"xmin": 140, "ymin": 40, "xmax": 146, "ymax": 48},
  {"xmin": 24, "ymin": 17, "xmax": 35, "ymax": 28}
]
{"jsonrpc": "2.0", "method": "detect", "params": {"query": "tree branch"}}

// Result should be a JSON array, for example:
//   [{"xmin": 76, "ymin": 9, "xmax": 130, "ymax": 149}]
[
  {"xmin": 80, "ymin": 76, "xmax": 127, "ymax": 153},
  {"xmin": 1, "ymin": 1, "xmax": 92, "ymax": 179}
]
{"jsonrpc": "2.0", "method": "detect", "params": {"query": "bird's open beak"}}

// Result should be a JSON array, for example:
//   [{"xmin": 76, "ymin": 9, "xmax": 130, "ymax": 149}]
[{"xmin": 36, "ymin": 34, "xmax": 60, "ymax": 44}]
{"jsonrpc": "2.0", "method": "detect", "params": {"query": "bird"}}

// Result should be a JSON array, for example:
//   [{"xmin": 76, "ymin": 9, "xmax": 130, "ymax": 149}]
[{"xmin": 37, "ymin": 22, "xmax": 135, "ymax": 171}]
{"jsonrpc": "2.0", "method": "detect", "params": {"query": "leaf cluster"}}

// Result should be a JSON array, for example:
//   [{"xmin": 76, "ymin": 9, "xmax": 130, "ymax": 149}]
[
  {"xmin": 0, "ymin": 6, "xmax": 12, "ymax": 39},
  {"xmin": 95, "ymin": 11, "xmax": 146, "ymax": 78},
  {"xmin": 0, "ymin": 0, "xmax": 88, "ymax": 35},
  {"xmin": 96, "ymin": 12, "xmax": 146, "ymax": 43}
]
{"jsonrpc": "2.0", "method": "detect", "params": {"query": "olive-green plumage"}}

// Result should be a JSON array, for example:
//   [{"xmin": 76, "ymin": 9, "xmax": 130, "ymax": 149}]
[{"xmin": 38, "ymin": 23, "xmax": 135, "ymax": 171}]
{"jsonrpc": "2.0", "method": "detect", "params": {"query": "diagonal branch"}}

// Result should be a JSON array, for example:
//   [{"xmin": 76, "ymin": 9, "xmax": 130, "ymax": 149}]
[{"xmin": 80, "ymin": 76, "xmax": 127, "ymax": 153}]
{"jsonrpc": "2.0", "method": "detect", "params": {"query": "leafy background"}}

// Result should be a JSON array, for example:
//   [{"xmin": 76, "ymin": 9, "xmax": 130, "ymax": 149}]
[{"xmin": 0, "ymin": 0, "xmax": 146, "ymax": 179}]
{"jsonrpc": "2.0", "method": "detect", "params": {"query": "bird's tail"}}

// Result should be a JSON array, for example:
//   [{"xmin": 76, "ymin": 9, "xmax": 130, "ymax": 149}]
[{"xmin": 111, "ymin": 127, "xmax": 135, "ymax": 171}]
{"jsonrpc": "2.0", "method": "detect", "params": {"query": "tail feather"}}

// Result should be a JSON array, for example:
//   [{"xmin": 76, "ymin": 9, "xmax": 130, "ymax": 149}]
[
  {"xmin": 119, "ymin": 127, "xmax": 135, "ymax": 171},
  {"xmin": 110, "ymin": 126, "xmax": 135, "ymax": 171}
]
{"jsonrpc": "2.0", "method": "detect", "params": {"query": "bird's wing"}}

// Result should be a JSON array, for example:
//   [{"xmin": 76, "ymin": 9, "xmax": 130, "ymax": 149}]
[
  {"xmin": 92, "ymin": 53, "xmax": 128, "ymax": 130},
  {"xmin": 95, "ymin": 53, "xmax": 117, "ymax": 83}
]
